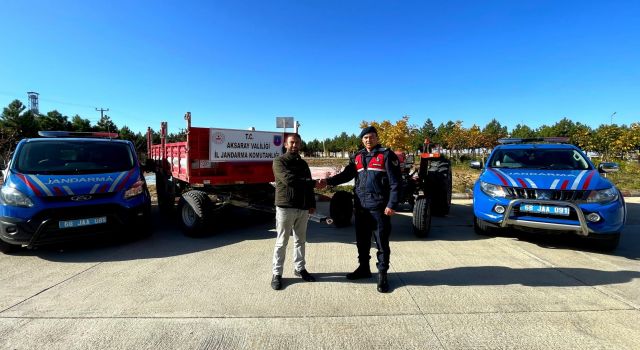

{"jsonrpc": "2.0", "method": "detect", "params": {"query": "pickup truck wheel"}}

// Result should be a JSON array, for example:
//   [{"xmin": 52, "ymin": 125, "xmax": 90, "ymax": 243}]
[
  {"xmin": 330, "ymin": 191, "xmax": 353, "ymax": 227},
  {"xmin": 591, "ymin": 233, "xmax": 620, "ymax": 252},
  {"xmin": 178, "ymin": 190, "xmax": 211, "ymax": 237},
  {"xmin": 473, "ymin": 215, "xmax": 493, "ymax": 236},
  {"xmin": 412, "ymin": 196, "xmax": 432, "ymax": 238},
  {"xmin": 0, "ymin": 240, "xmax": 18, "ymax": 254}
]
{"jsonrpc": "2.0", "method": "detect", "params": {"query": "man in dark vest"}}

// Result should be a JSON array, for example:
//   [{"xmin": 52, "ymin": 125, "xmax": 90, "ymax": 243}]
[{"xmin": 319, "ymin": 126, "xmax": 401, "ymax": 293}]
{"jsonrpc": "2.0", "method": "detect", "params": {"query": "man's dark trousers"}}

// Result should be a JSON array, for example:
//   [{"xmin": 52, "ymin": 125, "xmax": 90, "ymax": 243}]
[{"xmin": 354, "ymin": 206, "xmax": 391, "ymax": 271}]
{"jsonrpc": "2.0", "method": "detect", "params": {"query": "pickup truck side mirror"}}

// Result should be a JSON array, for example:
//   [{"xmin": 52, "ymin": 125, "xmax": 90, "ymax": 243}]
[
  {"xmin": 598, "ymin": 162, "xmax": 619, "ymax": 173},
  {"xmin": 470, "ymin": 160, "xmax": 483, "ymax": 169}
]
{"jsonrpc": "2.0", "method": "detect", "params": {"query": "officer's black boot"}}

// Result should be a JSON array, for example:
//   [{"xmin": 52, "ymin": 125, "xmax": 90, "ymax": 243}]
[
  {"xmin": 346, "ymin": 263, "xmax": 372, "ymax": 280},
  {"xmin": 377, "ymin": 271, "xmax": 389, "ymax": 293}
]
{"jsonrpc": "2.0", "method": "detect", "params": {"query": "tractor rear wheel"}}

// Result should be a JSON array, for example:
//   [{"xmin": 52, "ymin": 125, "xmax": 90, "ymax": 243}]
[
  {"xmin": 330, "ymin": 191, "xmax": 353, "ymax": 227},
  {"xmin": 427, "ymin": 160, "xmax": 452, "ymax": 216}
]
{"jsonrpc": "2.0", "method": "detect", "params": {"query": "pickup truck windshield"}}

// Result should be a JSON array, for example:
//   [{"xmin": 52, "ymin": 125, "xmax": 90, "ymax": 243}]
[
  {"xmin": 490, "ymin": 148, "xmax": 591, "ymax": 170},
  {"xmin": 15, "ymin": 140, "xmax": 134, "ymax": 175}
]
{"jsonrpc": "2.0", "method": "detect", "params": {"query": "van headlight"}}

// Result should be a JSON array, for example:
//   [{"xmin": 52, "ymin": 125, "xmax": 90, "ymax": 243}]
[
  {"xmin": 1, "ymin": 187, "xmax": 35, "ymax": 207},
  {"xmin": 586, "ymin": 187, "xmax": 618, "ymax": 204},
  {"xmin": 480, "ymin": 181, "xmax": 507, "ymax": 198}
]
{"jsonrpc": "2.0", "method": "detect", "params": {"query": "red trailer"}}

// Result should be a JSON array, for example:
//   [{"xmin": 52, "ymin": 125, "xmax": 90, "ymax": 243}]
[{"xmin": 147, "ymin": 112, "xmax": 329, "ymax": 236}]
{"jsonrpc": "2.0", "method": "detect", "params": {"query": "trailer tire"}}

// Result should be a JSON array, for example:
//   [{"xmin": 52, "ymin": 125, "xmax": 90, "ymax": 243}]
[
  {"xmin": 330, "ymin": 190, "xmax": 353, "ymax": 227},
  {"xmin": 412, "ymin": 196, "xmax": 432, "ymax": 238},
  {"xmin": 427, "ymin": 160, "xmax": 452, "ymax": 217},
  {"xmin": 178, "ymin": 190, "xmax": 212, "ymax": 237}
]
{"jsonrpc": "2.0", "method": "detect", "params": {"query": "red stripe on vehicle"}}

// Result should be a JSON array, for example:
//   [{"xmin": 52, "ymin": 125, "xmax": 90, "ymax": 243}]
[
  {"xmin": 560, "ymin": 179, "xmax": 569, "ymax": 190},
  {"xmin": 489, "ymin": 169, "xmax": 509, "ymax": 186},
  {"xmin": 517, "ymin": 178, "xmax": 528, "ymax": 188},
  {"xmin": 116, "ymin": 169, "xmax": 135, "ymax": 192},
  {"xmin": 53, "ymin": 187, "xmax": 64, "ymax": 196},
  {"xmin": 581, "ymin": 170, "xmax": 596, "ymax": 190},
  {"xmin": 15, "ymin": 173, "xmax": 41, "ymax": 196},
  {"xmin": 99, "ymin": 184, "xmax": 109, "ymax": 193}
]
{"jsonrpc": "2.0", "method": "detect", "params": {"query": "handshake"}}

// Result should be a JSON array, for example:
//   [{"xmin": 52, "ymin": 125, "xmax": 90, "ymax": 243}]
[{"xmin": 315, "ymin": 178, "xmax": 328, "ymax": 189}]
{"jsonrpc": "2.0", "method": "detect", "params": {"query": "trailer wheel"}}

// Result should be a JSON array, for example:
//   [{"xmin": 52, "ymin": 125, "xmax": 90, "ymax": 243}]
[
  {"xmin": 156, "ymin": 171, "xmax": 175, "ymax": 214},
  {"xmin": 412, "ymin": 196, "xmax": 432, "ymax": 238},
  {"xmin": 330, "ymin": 190, "xmax": 353, "ymax": 227},
  {"xmin": 178, "ymin": 190, "xmax": 212, "ymax": 237},
  {"xmin": 427, "ymin": 160, "xmax": 452, "ymax": 217}
]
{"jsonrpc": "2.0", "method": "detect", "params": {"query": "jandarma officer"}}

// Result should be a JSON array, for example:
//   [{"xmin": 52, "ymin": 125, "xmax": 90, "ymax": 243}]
[{"xmin": 318, "ymin": 126, "xmax": 401, "ymax": 293}]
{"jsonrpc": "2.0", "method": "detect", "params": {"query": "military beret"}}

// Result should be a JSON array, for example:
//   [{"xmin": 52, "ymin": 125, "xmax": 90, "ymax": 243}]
[{"xmin": 359, "ymin": 126, "xmax": 378, "ymax": 138}]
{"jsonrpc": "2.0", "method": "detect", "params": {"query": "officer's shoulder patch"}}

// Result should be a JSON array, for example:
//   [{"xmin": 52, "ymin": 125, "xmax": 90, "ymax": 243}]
[{"xmin": 392, "ymin": 159, "xmax": 399, "ymax": 166}]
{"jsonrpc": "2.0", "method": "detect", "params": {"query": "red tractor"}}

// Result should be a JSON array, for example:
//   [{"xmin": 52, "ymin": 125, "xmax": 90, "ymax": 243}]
[
  {"xmin": 410, "ymin": 138, "xmax": 452, "ymax": 237},
  {"xmin": 326, "ymin": 138, "xmax": 452, "ymax": 238}
]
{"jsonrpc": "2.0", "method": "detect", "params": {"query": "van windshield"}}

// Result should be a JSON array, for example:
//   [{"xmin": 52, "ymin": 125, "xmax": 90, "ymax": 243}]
[
  {"xmin": 490, "ymin": 148, "xmax": 591, "ymax": 170},
  {"xmin": 15, "ymin": 140, "xmax": 134, "ymax": 175}
]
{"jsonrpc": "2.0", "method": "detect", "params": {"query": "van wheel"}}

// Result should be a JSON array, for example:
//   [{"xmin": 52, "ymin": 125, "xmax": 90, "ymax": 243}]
[
  {"xmin": 0, "ymin": 240, "xmax": 18, "ymax": 254},
  {"xmin": 156, "ymin": 171, "xmax": 175, "ymax": 214},
  {"xmin": 330, "ymin": 191, "xmax": 353, "ymax": 227},
  {"xmin": 412, "ymin": 197, "xmax": 432, "ymax": 238},
  {"xmin": 134, "ymin": 204, "xmax": 153, "ymax": 239},
  {"xmin": 178, "ymin": 190, "xmax": 212, "ymax": 237}
]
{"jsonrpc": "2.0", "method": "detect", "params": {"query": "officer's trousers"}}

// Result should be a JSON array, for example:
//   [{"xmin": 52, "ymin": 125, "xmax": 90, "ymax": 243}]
[{"xmin": 354, "ymin": 206, "xmax": 391, "ymax": 272}]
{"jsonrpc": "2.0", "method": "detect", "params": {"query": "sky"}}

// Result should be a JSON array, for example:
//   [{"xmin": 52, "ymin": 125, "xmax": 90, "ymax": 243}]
[{"xmin": 1, "ymin": 0, "xmax": 639, "ymax": 142}]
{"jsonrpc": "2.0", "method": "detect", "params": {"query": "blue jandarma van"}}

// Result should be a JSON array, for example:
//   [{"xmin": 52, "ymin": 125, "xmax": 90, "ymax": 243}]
[{"xmin": 0, "ymin": 131, "xmax": 151, "ymax": 253}]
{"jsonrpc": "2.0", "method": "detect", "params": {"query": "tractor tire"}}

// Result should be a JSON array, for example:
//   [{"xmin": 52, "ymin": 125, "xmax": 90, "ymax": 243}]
[
  {"xmin": 178, "ymin": 190, "xmax": 212, "ymax": 237},
  {"xmin": 427, "ymin": 160, "xmax": 452, "ymax": 217},
  {"xmin": 156, "ymin": 171, "xmax": 175, "ymax": 214},
  {"xmin": 330, "ymin": 190, "xmax": 353, "ymax": 227},
  {"xmin": 412, "ymin": 196, "xmax": 432, "ymax": 238}
]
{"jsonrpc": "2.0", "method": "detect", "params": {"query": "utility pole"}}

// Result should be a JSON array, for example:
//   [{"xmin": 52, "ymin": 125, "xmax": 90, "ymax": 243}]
[{"xmin": 96, "ymin": 107, "xmax": 109, "ymax": 119}]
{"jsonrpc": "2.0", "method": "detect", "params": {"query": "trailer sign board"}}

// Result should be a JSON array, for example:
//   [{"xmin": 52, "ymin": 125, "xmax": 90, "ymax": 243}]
[{"xmin": 209, "ymin": 128, "xmax": 284, "ymax": 162}]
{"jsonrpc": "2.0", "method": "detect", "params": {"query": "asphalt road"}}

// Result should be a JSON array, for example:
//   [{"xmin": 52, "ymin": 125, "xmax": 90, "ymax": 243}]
[{"xmin": 1, "ymin": 198, "xmax": 639, "ymax": 349}]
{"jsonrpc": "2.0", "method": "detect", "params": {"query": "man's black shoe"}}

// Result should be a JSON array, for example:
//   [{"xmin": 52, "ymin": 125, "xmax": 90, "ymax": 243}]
[
  {"xmin": 346, "ymin": 265, "xmax": 372, "ymax": 280},
  {"xmin": 377, "ymin": 272, "xmax": 389, "ymax": 293},
  {"xmin": 294, "ymin": 269, "xmax": 316, "ymax": 282},
  {"xmin": 271, "ymin": 275, "xmax": 282, "ymax": 290}
]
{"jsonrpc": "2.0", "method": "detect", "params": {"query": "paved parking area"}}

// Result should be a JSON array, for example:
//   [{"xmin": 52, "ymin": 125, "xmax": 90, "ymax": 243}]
[{"xmin": 1, "ymin": 198, "xmax": 639, "ymax": 349}]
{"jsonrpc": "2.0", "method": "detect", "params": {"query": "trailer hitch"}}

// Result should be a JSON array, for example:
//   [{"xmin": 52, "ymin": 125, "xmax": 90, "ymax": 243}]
[{"xmin": 309, "ymin": 214, "xmax": 333, "ymax": 225}]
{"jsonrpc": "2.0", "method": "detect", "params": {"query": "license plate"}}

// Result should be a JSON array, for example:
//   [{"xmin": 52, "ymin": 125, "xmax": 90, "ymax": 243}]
[
  {"xmin": 520, "ymin": 204, "xmax": 570, "ymax": 216},
  {"xmin": 59, "ymin": 217, "xmax": 107, "ymax": 229}
]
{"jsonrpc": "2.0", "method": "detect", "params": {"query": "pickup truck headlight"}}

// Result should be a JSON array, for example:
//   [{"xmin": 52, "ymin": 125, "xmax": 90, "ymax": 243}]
[
  {"xmin": 124, "ymin": 179, "xmax": 145, "ymax": 199},
  {"xmin": 480, "ymin": 181, "xmax": 507, "ymax": 198},
  {"xmin": 0, "ymin": 187, "xmax": 35, "ymax": 207},
  {"xmin": 586, "ymin": 187, "xmax": 618, "ymax": 204}
]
